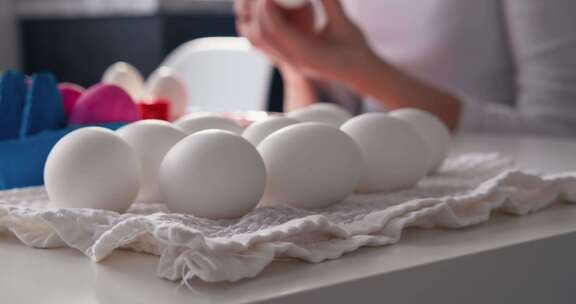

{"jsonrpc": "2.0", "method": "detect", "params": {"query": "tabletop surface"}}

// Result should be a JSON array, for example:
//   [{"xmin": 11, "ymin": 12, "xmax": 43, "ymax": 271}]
[{"xmin": 1, "ymin": 133, "xmax": 576, "ymax": 304}]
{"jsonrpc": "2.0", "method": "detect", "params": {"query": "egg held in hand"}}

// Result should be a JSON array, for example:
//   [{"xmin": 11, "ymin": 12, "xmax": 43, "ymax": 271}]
[
  {"xmin": 159, "ymin": 130, "xmax": 266, "ymax": 219},
  {"xmin": 117, "ymin": 120, "xmax": 186, "ymax": 203},
  {"xmin": 258, "ymin": 123, "xmax": 363, "ymax": 209},
  {"xmin": 341, "ymin": 113, "xmax": 429, "ymax": 193},
  {"xmin": 44, "ymin": 127, "xmax": 141, "ymax": 212},
  {"xmin": 389, "ymin": 108, "xmax": 451, "ymax": 173}
]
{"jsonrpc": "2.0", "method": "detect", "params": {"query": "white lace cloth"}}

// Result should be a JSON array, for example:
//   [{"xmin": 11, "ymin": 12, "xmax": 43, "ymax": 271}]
[{"xmin": 1, "ymin": 154, "xmax": 576, "ymax": 283}]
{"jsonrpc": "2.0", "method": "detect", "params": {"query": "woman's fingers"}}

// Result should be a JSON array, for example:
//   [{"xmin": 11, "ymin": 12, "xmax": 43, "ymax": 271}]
[
  {"xmin": 238, "ymin": 0, "xmax": 317, "ymax": 56},
  {"xmin": 261, "ymin": 0, "xmax": 315, "ymax": 48},
  {"xmin": 235, "ymin": 0, "xmax": 280, "ymax": 51},
  {"xmin": 254, "ymin": 0, "xmax": 297, "ymax": 63},
  {"xmin": 257, "ymin": 0, "xmax": 339, "ymax": 75},
  {"xmin": 235, "ymin": 0, "xmax": 257, "ymax": 36},
  {"xmin": 239, "ymin": 0, "xmax": 355, "ymax": 79},
  {"xmin": 320, "ymin": 0, "xmax": 348, "ymax": 23},
  {"xmin": 234, "ymin": 0, "xmax": 253, "ymax": 22}
]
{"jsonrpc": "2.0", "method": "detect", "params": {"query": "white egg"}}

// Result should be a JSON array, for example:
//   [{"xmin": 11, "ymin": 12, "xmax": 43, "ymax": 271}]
[
  {"xmin": 258, "ymin": 123, "xmax": 362, "ymax": 209},
  {"xmin": 389, "ymin": 108, "xmax": 451, "ymax": 173},
  {"xmin": 274, "ymin": 0, "xmax": 308, "ymax": 9},
  {"xmin": 146, "ymin": 67, "xmax": 188, "ymax": 121},
  {"xmin": 175, "ymin": 115, "xmax": 243, "ymax": 135},
  {"xmin": 102, "ymin": 62, "xmax": 145, "ymax": 100},
  {"xmin": 341, "ymin": 113, "xmax": 429, "ymax": 193},
  {"xmin": 173, "ymin": 112, "xmax": 221, "ymax": 125},
  {"xmin": 44, "ymin": 127, "xmax": 141, "ymax": 212},
  {"xmin": 242, "ymin": 116, "xmax": 300, "ymax": 146},
  {"xmin": 287, "ymin": 103, "xmax": 352, "ymax": 127},
  {"xmin": 159, "ymin": 130, "xmax": 266, "ymax": 219},
  {"xmin": 117, "ymin": 120, "xmax": 186, "ymax": 203}
]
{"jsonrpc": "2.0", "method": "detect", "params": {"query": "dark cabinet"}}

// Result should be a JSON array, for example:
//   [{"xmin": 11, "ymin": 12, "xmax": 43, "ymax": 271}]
[{"xmin": 20, "ymin": 9, "xmax": 283, "ymax": 111}]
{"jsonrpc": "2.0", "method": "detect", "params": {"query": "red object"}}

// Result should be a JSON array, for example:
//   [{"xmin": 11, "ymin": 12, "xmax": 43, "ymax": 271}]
[{"xmin": 138, "ymin": 98, "xmax": 171, "ymax": 121}]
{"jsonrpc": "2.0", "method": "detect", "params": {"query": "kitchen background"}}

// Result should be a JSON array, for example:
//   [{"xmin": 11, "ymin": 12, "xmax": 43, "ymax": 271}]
[{"xmin": 0, "ymin": 0, "xmax": 284, "ymax": 111}]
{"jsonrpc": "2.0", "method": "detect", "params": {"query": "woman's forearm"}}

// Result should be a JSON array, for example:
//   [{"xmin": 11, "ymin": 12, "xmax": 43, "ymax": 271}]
[
  {"xmin": 280, "ymin": 52, "xmax": 462, "ymax": 130},
  {"xmin": 279, "ymin": 65, "xmax": 318, "ymax": 112},
  {"xmin": 345, "ymin": 52, "xmax": 462, "ymax": 130},
  {"xmin": 238, "ymin": 0, "xmax": 461, "ymax": 128}
]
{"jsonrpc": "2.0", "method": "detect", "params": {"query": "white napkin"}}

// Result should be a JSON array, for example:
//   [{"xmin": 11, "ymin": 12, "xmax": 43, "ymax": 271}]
[{"xmin": 1, "ymin": 153, "xmax": 575, "ymax": 283}]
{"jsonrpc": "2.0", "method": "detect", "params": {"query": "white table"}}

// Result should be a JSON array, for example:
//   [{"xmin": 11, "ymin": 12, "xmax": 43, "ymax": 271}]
[{"xmin": 2, "ymin": 134, "xmax": 576, "ymax": 304}]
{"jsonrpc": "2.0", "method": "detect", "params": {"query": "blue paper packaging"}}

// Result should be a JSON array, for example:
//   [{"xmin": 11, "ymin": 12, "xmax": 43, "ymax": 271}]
[{"xmin": 0, "ymin": 123, "xmax": 126, "ymax": 190}]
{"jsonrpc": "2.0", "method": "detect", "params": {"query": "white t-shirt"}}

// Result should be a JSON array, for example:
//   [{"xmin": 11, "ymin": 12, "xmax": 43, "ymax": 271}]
[{"xmin": 337, "ymin": 0, "xmax": 576, "ymax": 135}]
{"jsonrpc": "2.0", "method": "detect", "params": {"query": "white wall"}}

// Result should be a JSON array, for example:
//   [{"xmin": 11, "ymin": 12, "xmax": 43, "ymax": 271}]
[
  {"xmin": 16, "ymin": 0, "xmax": 159, "ymax": 17},
  {"xmin": 0, "ymin": 0, "xmax": 19, "ymax": 69}
]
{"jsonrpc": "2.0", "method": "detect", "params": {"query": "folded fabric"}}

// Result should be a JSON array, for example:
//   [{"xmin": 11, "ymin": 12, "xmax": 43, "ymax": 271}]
[
  {"xmin": 1, "ymin": 154, "xmax": 575, "ymax": 284},
  {"xmin": 0, "ymin": 123, "xmax": 126, "ymax": 190}
]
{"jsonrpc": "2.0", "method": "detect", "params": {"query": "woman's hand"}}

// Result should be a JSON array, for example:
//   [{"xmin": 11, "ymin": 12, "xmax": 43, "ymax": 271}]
[
  {"xmin": 235, "ymin": 0, "xmax": 322, "ymax": 110},
  {"xmin": 238, "ymin": 0, "xmax": 376, "ymax": 83},
  {"xmin": 235, "ymin": 0, "xmax": 461, "ymax": 129},
  {"xmin": 235, "ymin": 0, "xmax": 314, "ymax": 67}
]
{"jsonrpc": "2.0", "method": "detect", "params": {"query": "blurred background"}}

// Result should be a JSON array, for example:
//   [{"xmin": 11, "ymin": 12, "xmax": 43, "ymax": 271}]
[
  {"xmin": 1, "ymin": 0, "xmax": 19, "ymax": 70},
  {"xmin": 0, "ymin": 0, "xmax": 283, "ymax": 111}
]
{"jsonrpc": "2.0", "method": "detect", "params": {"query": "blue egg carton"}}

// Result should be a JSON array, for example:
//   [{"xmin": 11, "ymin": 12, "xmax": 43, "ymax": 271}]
[{"xmin": 0, "ymin": 70, "xmax": 124, "ymax": 190}]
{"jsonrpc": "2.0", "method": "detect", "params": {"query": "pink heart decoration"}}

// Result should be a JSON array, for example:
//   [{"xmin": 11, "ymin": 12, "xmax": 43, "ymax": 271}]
[
  {"xmin": 69, "ymin": 83, "xmax": 139, "ymax": 125},
  {"xmin": 58, "ymin": 83, "xmax": 84, "ymax": 117}
]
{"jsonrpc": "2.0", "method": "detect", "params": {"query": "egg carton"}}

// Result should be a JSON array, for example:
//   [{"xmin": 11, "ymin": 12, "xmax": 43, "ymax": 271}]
[{"xmin": 0, "ymin": 70, "xmax": 125, "ymax": 190}]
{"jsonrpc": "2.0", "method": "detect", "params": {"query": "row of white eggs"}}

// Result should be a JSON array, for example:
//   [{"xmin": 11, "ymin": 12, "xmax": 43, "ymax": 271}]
[{"xmin": 44, "ymin": 104, "xmax": 451, "ymax": 219}]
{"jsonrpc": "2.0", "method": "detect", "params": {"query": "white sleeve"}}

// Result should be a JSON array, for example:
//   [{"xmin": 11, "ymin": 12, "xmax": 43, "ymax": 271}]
[{"xmin": 458, "ymin": 0, "xmax": 576, "ymax": 136}]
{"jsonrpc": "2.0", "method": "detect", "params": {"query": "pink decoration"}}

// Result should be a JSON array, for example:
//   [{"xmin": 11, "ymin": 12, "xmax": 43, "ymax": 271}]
[
  {"xmin": 58, "ymin": 83, "xmax": 85, "ymax": 116},
  {"xmin": 69, "ymin": 83, "xmax": 139, "ymax": 125}
]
